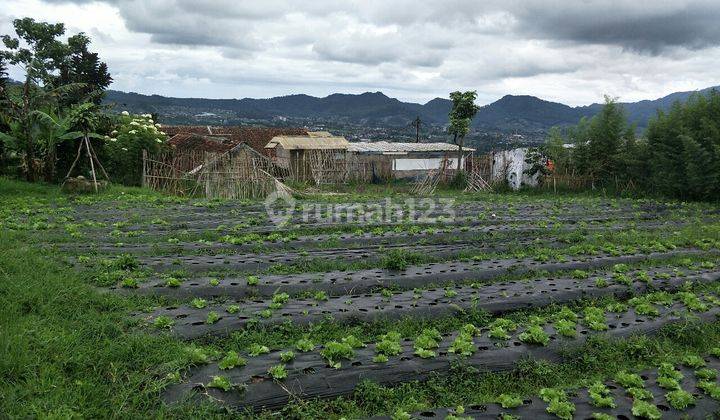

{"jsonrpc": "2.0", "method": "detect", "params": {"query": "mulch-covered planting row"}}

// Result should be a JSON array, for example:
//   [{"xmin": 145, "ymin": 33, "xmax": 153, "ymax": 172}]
[
  {"xmin": 115, "ymin": 249, "xmax": 714, "ymax": 299},
  {"xmin": 375, "ymin": 358, "xmax": 720, "ymax": 419},
  {"xmin": 144, "ymin": 266, "xmax": 720, "ymax": 340},
  {"xmin": 162, "ymin": 300, "xmax": 720, "ymax": 412},
  {"xmin": 56, "ymin": 218, "xmax": 692, "ymax": 251}
]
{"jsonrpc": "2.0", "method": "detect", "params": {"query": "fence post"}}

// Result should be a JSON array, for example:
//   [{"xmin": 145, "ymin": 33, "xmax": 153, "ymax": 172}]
[{"xmin": 142, "ymin": 149, "xmax": 147, "ymax": 188}]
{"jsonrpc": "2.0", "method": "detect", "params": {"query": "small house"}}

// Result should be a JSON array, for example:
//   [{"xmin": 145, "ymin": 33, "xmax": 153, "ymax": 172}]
[
  {"xmin": 347, "ymin": 141, "xmax": 475, "ymax": 180},
  {"xmin": 265, "ymin": 132, "xmax": 350, "ymax": 182}
]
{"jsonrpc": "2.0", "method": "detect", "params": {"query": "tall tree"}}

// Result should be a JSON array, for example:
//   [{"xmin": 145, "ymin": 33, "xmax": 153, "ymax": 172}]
[
  {"xmin": 1, "ymin": 18, "xmax": 110, "ymax": 181},
  {"xmin": 55, "ymin": 33, "xmax": 112, "ymax": 105},
  {"xmin": 448, "ymin": 91, "xmax": 479, "ymax": 172}
]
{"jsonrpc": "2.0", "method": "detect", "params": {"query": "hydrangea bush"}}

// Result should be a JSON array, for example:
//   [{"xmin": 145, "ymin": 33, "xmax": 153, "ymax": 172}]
[{"xmin": 103, "ymin": 112, "xmax": 167, "ymax": 185}]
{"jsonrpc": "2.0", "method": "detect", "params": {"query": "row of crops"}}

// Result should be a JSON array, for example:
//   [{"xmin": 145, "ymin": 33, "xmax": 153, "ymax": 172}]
[{"xmin": 21, "ymin": 193, "xmax": 720, "ymax": 418}]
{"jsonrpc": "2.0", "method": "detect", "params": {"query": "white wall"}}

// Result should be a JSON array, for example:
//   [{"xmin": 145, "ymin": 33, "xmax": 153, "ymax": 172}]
[
  {"xmin": 491, "ymin": 148, "xmax": 539, "ymax": 190},
  {"xmin": 392, "ymin": 157, "xmax": 463, "ymax": 171}
]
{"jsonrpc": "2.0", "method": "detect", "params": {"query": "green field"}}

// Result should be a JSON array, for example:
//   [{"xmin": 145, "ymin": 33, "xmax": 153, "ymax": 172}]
[{"xmin": 2, "ymin": 177, "xmax": 720, "ymax": 419}]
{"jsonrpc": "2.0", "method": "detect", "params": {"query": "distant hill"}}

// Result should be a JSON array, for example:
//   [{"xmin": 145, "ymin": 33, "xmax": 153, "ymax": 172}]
[{"xmin": 104, "ymin": 85, "xmax": 719, "ymax": 132}]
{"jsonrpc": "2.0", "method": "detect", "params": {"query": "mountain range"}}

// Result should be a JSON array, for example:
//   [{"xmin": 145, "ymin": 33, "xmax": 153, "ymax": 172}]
[{"xmin": 104, "ymin": 85, "xmax": 719, "ymax": 132}]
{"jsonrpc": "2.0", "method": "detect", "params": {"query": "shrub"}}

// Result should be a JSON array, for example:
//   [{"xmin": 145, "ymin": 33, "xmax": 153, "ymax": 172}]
[{"xmin": 103, "ymin": 113, "xmax": 168, "ymax": 185}]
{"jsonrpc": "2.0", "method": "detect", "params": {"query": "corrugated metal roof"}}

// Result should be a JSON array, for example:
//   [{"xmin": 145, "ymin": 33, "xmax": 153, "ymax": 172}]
[
  {"xmin": 265, "ymin": 135, "xmax": 349, "ymax": 150},
  {"xmin": 307, "ymin": 131, "xmax": 334, "ymax": 138},
  {"xmin": 347, "ymin": 141, "xmax": 475, "ymax": 154}
]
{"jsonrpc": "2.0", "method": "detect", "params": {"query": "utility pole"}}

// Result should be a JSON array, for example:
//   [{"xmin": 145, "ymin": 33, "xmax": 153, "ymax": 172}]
[{"xmin": 411, "ymin": 116, "xmax": 422, "ymax": 143}]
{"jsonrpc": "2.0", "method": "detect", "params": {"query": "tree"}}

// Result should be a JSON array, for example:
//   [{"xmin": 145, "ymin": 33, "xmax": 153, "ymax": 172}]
[
  {"xmin": 645, "ymin": 90, "xmax": 720, "ymax": 199},
  {"xmin": 448, "ymin": 90, "xmax": 479, "ymax": 173},
  {"xmin": 0, "ymin": 18, "xmax": 110, "ymax": 181},
  {"xmin": 55, "ymin": 33, "xmax": 112, "ymax": 105}
]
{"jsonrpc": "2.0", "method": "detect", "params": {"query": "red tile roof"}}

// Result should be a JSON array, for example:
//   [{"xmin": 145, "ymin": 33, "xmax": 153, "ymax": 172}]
[{"xmin": 164, "ymin": 126, "xmax": 308, "ymax": 154}]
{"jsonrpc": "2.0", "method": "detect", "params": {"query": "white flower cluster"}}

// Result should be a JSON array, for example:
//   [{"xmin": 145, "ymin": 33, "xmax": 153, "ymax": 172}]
[{"xmin": 110, "ymin": 113, "xmax": 168, "ymax": 149}]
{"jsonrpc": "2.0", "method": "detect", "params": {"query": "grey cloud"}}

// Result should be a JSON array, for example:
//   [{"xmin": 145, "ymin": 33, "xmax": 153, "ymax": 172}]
[{"xmin": 510, "ymin": 1, "xmax": 720, "ymax": 54}]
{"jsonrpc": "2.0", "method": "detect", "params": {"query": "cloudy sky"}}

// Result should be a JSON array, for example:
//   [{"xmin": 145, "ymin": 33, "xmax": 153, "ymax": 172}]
[{"xmin": 2, "ymin": 0, "xmax": 720, "ymax": 106}]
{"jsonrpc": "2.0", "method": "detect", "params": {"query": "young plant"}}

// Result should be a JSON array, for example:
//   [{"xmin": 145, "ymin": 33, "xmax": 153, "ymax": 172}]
[
  {"xmin": 631, "ymin": 400, "xmax": 661, "ymax": 420},
  {"xmin": 279, "ymin": 351, "xmax": 295, "ymax": 363},
  {"xmin": 614, "ymin": 371, "xmax": 644, "ymax": 388},
  {"xmin": 342, "ymin": 335, "xmax": 366, "ymax": 349},
  {"xmin": 218, "ymin": 351, "xmax": 247, "ymax": 370},
  {"xmin": 448, "ymin": 332, "xmax": 475, "ymax": 356},
  {"xmin": 320, "ymin": 341, "xmax": 354, "ymax": 368},
  {"xmin": 268, "ymin": 364, "xmax": 288, "ymax": 380},
  {"xmin": 518, "ymin": 324, "xmax": 550, "ymax": 346},
  {"xmin": 191, "ymin": 298, "xmax": 207, "ymax": 309},
  {"xmin": 248, "ymin": 343, "xmax": 270, "ymax": 356},
  {"xmin": 226, "ymin": 304, "xmax": 240, "ymax": 314},
  {"xmin": 153, "ymin": 315, "xmax": 174, "ymax": 329},
  {"xmin": 497, "ymin": 394, "xmax": 523, "ymax": 409},
  {"xmin": 206, "ymin": 375, "xmax": 232, "ymax": 392},
  {"xmin": 206, "ymin": 311, "xmax": 220, "ymax": 324},
  {"xmin": 295, "ymin": 338, "xmax": 314, "ymax": 352},
  {"xmin": 588, "ymin": 382, "xmax": 615, "ymax": 408},
  {"xmin": 247, "ymin": 275, "xmax": 259, "ymax": 286},
  {"xmin": 664, "ymin": 389, "xmax": 695, "ymax": 410}
]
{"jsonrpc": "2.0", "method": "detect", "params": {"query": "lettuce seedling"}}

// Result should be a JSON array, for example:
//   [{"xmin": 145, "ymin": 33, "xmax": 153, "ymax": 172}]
[
  {"xmin": 665, "ymin": 389, "xmax": 695, "ymax": 410},
  {"xmin": 571, "ymin": 269, "xmax": 589, "ymax": 279},
  {"xmin": 376, "ymin": 333, "xmax": 403, "ymax": 357},
  {"xmin": 658, "ymin": 362, "xmax": 683, "ymax": 380},
  {"xmin": 320, "ymin": 341, "xmax": 354, "ymax": 368},
  {"xmin": 218, "ymin": 351, "xmax": 247, "ymax": 370},
  {"xmin": 697, "ymin": 380, "xmax": 720, "ymax": 399},
  {"xmin": 631, "ymin": 400, "xmax": 661, "ymax": 420},
  {"xmin": 295, "ymin": 338, "xmax": 314, "ymax": 352},
  {"xmin": 519, "ymin": 324, "xmax": 550, "ymax": 346},
  {"xmin": 268, "ymin": 364, "xmax": 288, "ymax": 380},
  {"xmin": 656, "ymin": 376, "xmax": 680, "ymax": 390},
  {"xmin": 153, "ymin": 315, "xmax": 174, "ymax": 329},
  {"xmin": 591, "ymin": 413, "xmax": 613, "ymax": 420},
  {"xmin": 614, "ymin": 371, "xmax": 644, "ymax": 388},
  {"xmin": 342, "ymin": 335, "xmax": 366, "ymax": 349},
  {"xmin": 165, "ymin": 277, "xmax": 181, "ymax": 287},
  {"xmin": 226, "ymin": 304, "xmax": 240, "ymax": 314},
  {"xmin": 191, "ymin": 298, "xmax": 207, "ymax": 309},
  {"xmin": 121, "ymin": 278, "xmax": 138, "ymax": 288},
  {"xmin": 248, "ymin": 343, "xmax": 270, "ymax": 356},
  {"xmin": 448, "ymin": 333, "xmax": 475, "ymax": 356},
  {"xmin": 247, "ymin": 275, "xmax": 259, "ymax": 286},
  {"xmin": 695, "ymin": 368, "xmax": 718, "ymax": 381},
  {"xmin": 682, "ymin": 354, "xmax": 706, "ymax": 368},
  {"xmin": 636, "ymin": 271, "xmax": 651, "ymax": 283},
  {"xmin": 279, "ymin": 351, "xmax": 295, "ymax": 363},
  {"xmin": 272, "ymin": 292, "xmax": 290, "ymax": 305},
  {"xmin": 627, "ymin": 387, "xmax": 653, "ymax": 400},
  {"xmin": 209, "ymin": 278, "xmax": 219, "ymax": 286},
  {"xmin": 583, "ymin": 307, "xmax": 608, "ymax": 331},
  {"xmin": 373, "ymin": 354, "xmax": 389, "ymax": 363},
  {"xmin": 206, "ymin": 311, "xmax": 220, "ymax": 324},
  {"xmin": 206, "ymin": 375, "xmax": 232, "ymax": 392},
  {"xmin": 554, "ymin": 319, "xmax": 577, "ymax": 338},
  {"xmin": 314, "ymin": 290, "xmax": 328, "ymax": 301},
  {"xmin": 588, "ymin": 382, "xmax": 615, "ymax": 408},
  {"xmin": 497, "ymin": 394, "xmax": 523, "ymax": 409},
  {"xmin": 414, "ymin": 348, "xmax": 436, "ymax": 359}
]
